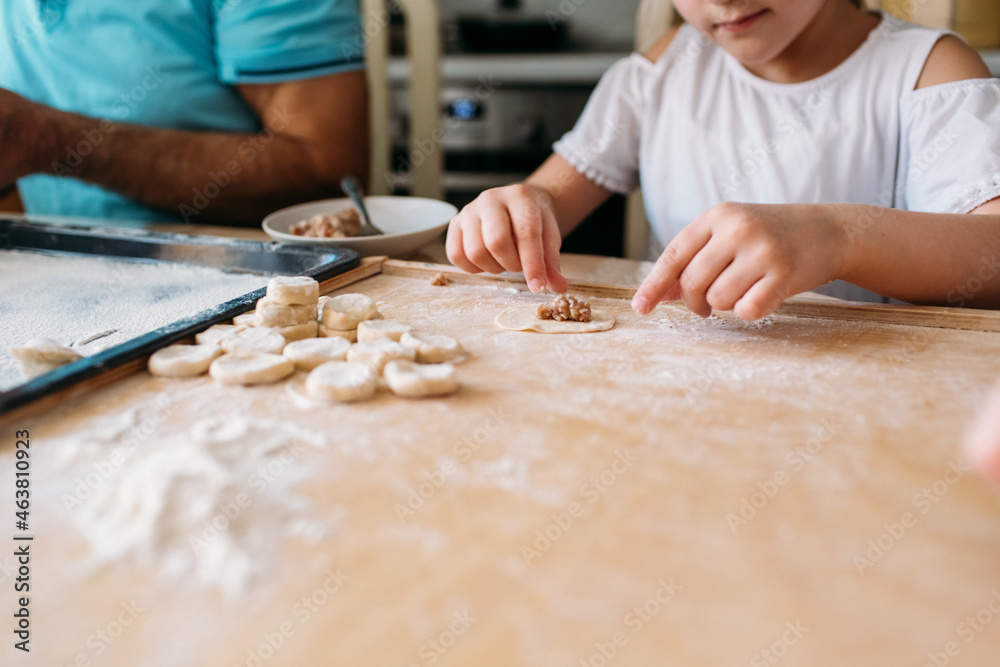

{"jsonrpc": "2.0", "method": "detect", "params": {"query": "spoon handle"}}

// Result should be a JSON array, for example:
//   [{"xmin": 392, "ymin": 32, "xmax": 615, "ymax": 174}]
[{"xmin": 340, "ymin": 175, "xmax": 384, "ymax": 236}]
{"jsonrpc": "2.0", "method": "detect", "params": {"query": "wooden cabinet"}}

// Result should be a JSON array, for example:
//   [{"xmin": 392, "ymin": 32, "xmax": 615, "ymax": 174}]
[{"xmin": 873, "ymin": 0, "xmax": 1000, "ymax": 48}]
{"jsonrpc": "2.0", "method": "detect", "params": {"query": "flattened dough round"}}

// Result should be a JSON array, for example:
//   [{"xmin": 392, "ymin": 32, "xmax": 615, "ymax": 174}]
[
  {"xmin": 384, "ymin": 361, "xmax": 458, "ymax": 398},
  {"xmin": 148, "ymin": 344, "xmax": 222, "ymax": 378},
  {"xmin": 347, "ymin": 340, "xmax": 415, "ymax": 374},
  {"xmin": 232, "ymin": 313, "xmax": 257, "ymax": 327},
  {"xmin": 283, "ymin": 337, "xmax": 351, "ymax": 370},
  {"xmin": 275, "ymin": 321, "xmax": 318, "ymax": 343},
  {"xmin": 195, "ymin": 324, "xmax": 246, "ymax": 346},
  {"xmin": 266, "ymin": 275, "xmax": 319, "ymax": 306},
  {"xmin": 9, "ymin": 338, "xmax": 83, "ymax": 379},
  {"xmin": 495, "ymin": 306, "xmax": 615, "ymax": 334},
  {"xmin": 321, "ymin": 293, "xmax": 378, "ymax": 329},
  {"xmin": 220, "ymin": 327, "xmax": 287, "ymax": 354},
  {"xmin": 318, "ymin": 324, "xmax": 358, "ymax": 343},
  {"xmin": 400, "ymin": 331, "xmax": 463, "ymax": 363},
  {"xmin": 305, "ymin": 361, "xmax": 378, "ymax": 402},
  {"xmin": 209, "ymin": 352, "xmax": 294, "ymax": 385},
  {"xmin": 357, "ymin": 319, "xmax": 411, "ymax": 343}
]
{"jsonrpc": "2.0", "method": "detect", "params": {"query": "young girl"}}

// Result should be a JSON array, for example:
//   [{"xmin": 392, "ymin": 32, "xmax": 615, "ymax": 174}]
[{"xmin": 446, "ymin": 0, "xmax": 1000, "ymax": 320}]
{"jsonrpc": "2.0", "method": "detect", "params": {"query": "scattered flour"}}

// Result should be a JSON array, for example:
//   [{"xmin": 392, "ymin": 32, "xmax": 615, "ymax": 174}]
[
  {"xmin": 53, "ymin": 410, "xmax": 330, "ymax": 597},
  {"xmin": 0, "ymin": 250, "xmax": 268, "ymax": 390}
]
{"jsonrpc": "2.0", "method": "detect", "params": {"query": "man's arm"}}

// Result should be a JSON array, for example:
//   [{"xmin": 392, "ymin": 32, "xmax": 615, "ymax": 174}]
[{"xmin": 1, "ymin": 70, "xmax": 369, "ymax": 224}]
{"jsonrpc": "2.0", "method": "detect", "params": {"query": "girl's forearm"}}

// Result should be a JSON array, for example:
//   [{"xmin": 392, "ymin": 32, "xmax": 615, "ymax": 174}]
[
  {"xmin": 525, "ymin": 154, "xmax": 613, "ymax": 238},
  {"xmin": 835, "ymin": 203, "xmax": 1000, "ymax": 308}
]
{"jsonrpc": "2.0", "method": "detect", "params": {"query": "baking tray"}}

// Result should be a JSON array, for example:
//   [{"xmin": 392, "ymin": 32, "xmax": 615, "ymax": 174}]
[{"xmin": 0, "ymin": 219, "xmax": 360, "ymax": 414}]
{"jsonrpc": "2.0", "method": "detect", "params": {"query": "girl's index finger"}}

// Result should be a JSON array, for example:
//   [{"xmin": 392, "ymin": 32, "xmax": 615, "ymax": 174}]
[{"xmin": 631, "ymin": 225, "xmax": 711, "ymax": 315}]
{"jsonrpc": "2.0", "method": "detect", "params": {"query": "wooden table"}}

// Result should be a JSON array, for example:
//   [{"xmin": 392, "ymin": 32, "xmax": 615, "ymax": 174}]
[{"xmin": 2, "ymin": 254, "xmax": 1000, "ymax": 667}]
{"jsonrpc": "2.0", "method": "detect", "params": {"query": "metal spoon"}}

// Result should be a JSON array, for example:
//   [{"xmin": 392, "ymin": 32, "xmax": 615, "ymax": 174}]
[{"xmin": 340, "ymin": 175, "xmax": 384, "ymax": 236}]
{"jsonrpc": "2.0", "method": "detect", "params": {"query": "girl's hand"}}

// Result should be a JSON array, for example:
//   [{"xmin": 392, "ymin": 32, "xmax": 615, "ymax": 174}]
[
  {"xmin": 446, "ymin": 183, "xmax": 568, "ymax": 294},
  {"xmin": 632, "ymin": 202, "xmax": 849, "ymax": 320}
]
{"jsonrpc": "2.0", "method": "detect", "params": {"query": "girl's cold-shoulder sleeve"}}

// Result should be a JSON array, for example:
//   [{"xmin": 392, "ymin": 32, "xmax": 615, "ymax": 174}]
[
  {"xmin": 552, "ymin": 54, "xmax": 651, "ymax": 194},
  {"xmin": 900, "ymin": 79, "xmax": 1000, "ymax": 214}
]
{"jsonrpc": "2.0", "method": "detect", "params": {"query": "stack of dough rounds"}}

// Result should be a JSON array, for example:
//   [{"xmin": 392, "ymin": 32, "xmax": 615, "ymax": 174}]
[
  {"xmin": 257, "ymin": 276, "xmax": 321, "ymax": 341},
  {"xmin": 220, "ymin": 327, "xmax": 287, "ymax": 355},
  {"xmin": 320, "ymin": 293, "xmax": 379, "ymax": 342},
  {"xmin": 305, "ymin": 361, "xmax": 378, "ymax": 402},
  {"xmin": 283, "ymin": 337, "xmax": 351, "ymax": 371},
  {"xmin": 209, "ymin": 352, "xmax": 295, "ymax": 385},
  {"xmin": 357, "ymin": 319, "xmax": 411, "ymax": 343},
  {"xmin": 400, "ymin": 331, "xmax": 463, "ymax": 363},
  {"xmin": 8, "ymin": 338, "xmax": 83, "ymax": 380},
  {"xmin": 347, "ymin": 340, "xmax": 415, "ymax": 374},
  {"xmin": 384, "ymin": 361, "xmax": 458, "ymax": 398},
  {"xmin": 148, "ymin": 344, "xmax": 222, "ymax": 378}
]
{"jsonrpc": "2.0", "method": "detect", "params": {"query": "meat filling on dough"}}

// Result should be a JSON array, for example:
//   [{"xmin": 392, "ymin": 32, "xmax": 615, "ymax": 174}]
[{"xmin": 537, "ymin": 294, "xmax": 592, "ymax": 323}]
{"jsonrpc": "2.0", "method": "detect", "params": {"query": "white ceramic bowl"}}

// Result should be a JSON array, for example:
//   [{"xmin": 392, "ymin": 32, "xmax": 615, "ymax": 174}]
[{"xmin": 263, "ymin": 196, "xmax": 458, "ymax": 258}]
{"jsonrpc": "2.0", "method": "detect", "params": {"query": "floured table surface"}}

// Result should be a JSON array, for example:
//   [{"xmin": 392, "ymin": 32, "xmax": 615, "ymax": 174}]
[{"xmin": 3, "ymin": 261, "xmax": 1000, "ymax": 666}]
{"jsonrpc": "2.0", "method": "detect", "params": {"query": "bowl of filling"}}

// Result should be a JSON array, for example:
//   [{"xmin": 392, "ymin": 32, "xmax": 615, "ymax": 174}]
[{"xmin": 262, "ymin": 196, "xmax": 458, "ymax": 258}]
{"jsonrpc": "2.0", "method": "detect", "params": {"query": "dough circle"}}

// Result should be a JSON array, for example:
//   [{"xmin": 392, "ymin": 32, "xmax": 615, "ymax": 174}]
[
  {"xmin": 275, "ymin": 321, "xmax": 318, "ymax": 342},
  {"xmin": 400, "ymin": 332, "xmax": 463, "ymax": 363},
  {"xmin": 209, "ymin": 352, "xmax": 294, "ymax": 385},
  {"xmin": 495, "ymin": 306, "xmax": 615, "ymax": 334},
  {"xmin": 318, "ymin": 325, "xmax": 358, "ymax": 343},
  {"xmin": 9, "ymin": 338, "xmax": 83, "ymax": 379},
  {"xmin": 321, "ymin": 293, "xmax": 378, "ymax": 329},
  {"xmin": 195, "ymin": 324, "xmax": 246, "ymax": 346},
  {"xmin": 232, "ymin": 313, "xmax": 257, "ymax": 327},
  {"xmin": 357, "ymin": 319, "xmax": 411, "ymax": 343},
  {"xmin": 305, "ymin": 361, "xmax": 378, "ymax": 402},
  {"xmin": 347, "ymin": 340, "xmax": 416, "ymax": 374},
  {"xmin": 220, "ymin": 327, "xmax": 287, "ymax": 354},
  {"xmin": 384, "ymin": 361, "xmax": 458, "ymax": 398},
  {"xmin": 148, "ymin": 344, "xmax": 222, "ymax": 378},
  {"xmin": 266, "ymin": 276, "xmax": 319, "ymax": 306},
  {"xmin": 283, "ymin": 337, "xmax": 351, "ymax": 370}
]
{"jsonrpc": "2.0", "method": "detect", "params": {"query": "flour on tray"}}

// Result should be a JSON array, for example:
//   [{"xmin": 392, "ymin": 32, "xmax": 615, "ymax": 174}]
[{"xmin": 0, "ymin": 250, "xmax": 268, "ymax": 390}]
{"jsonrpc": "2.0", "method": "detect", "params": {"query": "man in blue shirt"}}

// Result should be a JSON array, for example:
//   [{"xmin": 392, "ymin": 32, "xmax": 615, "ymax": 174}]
[{"xmin": 0, "ymin": 0, "xmax": 369, "ymax": 224}]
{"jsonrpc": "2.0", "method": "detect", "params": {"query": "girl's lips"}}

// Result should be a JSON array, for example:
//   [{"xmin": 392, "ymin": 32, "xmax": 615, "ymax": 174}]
[{"xmin": 716, "ymin": 9, "xmax": 769, "ymax": 33}]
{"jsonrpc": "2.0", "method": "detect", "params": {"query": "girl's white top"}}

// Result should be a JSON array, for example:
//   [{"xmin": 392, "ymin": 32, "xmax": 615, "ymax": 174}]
[{"xmin": 554, "ymin": 15, "xmax": 1000, "ymax": 302}]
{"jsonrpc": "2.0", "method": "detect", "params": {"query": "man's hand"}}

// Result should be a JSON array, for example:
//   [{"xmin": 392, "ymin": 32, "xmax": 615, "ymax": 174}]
[{"xmin": 632, "ymin": 202, "xmax": 848, "ymax": 320}]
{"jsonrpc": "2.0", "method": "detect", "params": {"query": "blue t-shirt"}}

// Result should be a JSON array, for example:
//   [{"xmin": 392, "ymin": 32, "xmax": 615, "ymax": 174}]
[{"xmin": 0, "ymin": 0, "xmax": 364, "ymax": 222}]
